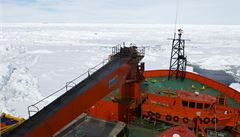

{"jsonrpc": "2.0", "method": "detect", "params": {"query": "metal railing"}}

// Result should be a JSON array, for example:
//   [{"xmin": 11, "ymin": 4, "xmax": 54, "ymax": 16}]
[
  {"xmin": 27, "ymin": 44, "xmax": 144, "ymax": 117},
  {"xmin": 112, "ymin": 44, "xmax": 121, "ymax": 55},
  {"xmin": 27, "ymin": 59, "xmax": 109, "ymax": 118},
  {"xmin": 111, "ymin": 43, "xmax": 145, "ymax": 57}
]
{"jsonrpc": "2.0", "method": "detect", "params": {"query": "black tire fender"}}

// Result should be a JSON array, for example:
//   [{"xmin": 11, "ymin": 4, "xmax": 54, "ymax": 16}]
[
  {"xmin": 204, "ymin": 117, "xmax": 210, "ymax": 124},
  {"xmin": 166, "ymin": 115, "xmax": 172, "ymax": 121},
  {"xmin": 173, "ymin": 116, "xmax": 179, "ymax": 122},
  {"xmin": 193, "ymin": 117, "xmax": 203, "ymax": 124},
  {"xmin": 155, "ymin": 113, "xmax": 160, "ymax": 119},
  {"xmin": 147, "ymin": 111, "xmax": 154, "ymax": 117},
  {"xmin": 183, "ymin": 117, "xmax": 189, "ymax": 123}
]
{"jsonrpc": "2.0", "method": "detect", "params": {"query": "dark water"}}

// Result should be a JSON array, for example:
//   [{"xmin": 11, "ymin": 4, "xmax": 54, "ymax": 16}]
[{"xmin": 192, "ymin": 66, "xmax": 236, "ymax": 86}]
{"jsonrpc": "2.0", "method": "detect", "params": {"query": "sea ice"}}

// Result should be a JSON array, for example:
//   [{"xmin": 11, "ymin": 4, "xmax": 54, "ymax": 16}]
[{"xmin": 1, "ymin": 23, "xmax": 240, "ymax": 118}]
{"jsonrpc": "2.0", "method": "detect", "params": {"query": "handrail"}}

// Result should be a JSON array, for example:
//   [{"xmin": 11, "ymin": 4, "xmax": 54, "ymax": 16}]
[
  {"xmin": 27, "ymin": 44, "xmax": 144, "ymax": 118},
  {"xmin": 27, "ymin": 58, "xmax": 110, "ymax": 118},
  {"xmin": 27, "ymin": 105, "xmax": 39, "ymax": 118}
]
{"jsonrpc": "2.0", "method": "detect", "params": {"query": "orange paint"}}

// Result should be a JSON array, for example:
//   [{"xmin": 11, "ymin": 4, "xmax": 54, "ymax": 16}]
[
  {"xmin": 24, "ymin": 64, "xmax": 131, "ymax": 137},
  {"xmin": 142, "ymin": 70, "xmax": 240, "ymax": 131},
  {"xmin": 144, "ymin": 70, "xmax": 240, "ymax": 104},
  {"xmin": 142, "ymin": 91, "xmax": 239, "ymax": 129},
  {"xmin": 18, "ymin": 67, "xmax": 240, "ymax": 136}
]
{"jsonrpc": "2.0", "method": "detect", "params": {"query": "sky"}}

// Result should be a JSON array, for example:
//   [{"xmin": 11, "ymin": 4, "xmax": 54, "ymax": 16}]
[{"xmin": 0, "ymin": 0, "xmax": 240, "ymax": 25}]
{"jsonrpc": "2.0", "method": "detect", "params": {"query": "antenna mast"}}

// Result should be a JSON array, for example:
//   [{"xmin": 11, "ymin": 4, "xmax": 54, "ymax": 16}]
[
  {"xmin": 168, "ymin": 0, "xmax": 187, "ymax": 80},
  {"xmin": 168, "ymin": 29, "xmax": 187, "ymax": 80}
]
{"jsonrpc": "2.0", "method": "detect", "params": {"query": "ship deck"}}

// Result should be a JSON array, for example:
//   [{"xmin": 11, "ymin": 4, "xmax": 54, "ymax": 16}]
[
  {"xmin": 53, "ymin": 114, "xmax": 165, "ymax": 137},
  {"xmin": 142, "ymin": 76, "xmax": 240, "ymax": 108},
  {"xmin": 53, "ymin": 114, "xmax": 126, "ymax": 137},
  {"xmin": 127, "ymin": 125, "xmax": 159, "ymax": 137}
]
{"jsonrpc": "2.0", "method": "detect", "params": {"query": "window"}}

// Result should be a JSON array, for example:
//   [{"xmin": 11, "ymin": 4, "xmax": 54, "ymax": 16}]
[
  {"xmin": 182, "ymin": 100, "xmax": 188, "ymax": 107},
  {"xmin": 197, "ymin": 103, "xmax": 203, "ymax": 109},
  {"xmin": 204, "ymin": 104, "xmax": 210, "ymax": 109},
  {"xmin": 189, "ymin": 102, "xmax": 195, "ymax": 108}
]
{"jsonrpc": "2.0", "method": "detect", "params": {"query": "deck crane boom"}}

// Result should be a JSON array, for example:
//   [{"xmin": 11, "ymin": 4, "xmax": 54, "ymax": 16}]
[{"xmin": 4, "ymin": 45, "xmax": 145, "ymax": 137}]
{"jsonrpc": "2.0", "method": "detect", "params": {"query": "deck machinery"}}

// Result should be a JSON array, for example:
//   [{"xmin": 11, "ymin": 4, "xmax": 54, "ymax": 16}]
[{"xmin": 3, "ymin": 45, "xmax": 240, "ymax": 137}]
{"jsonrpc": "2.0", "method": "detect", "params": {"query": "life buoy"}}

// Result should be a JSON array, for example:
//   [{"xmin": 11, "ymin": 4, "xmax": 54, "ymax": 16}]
[
  {"xmin": 183, "ymin": 117, "xmax": 189, "ymax": 123},
  {"xmin": 166, "ymin": 115, "xmax": 172, "ymax": 121},
  {"xmin": 212, "ymin": 118, "xmax": 218, "ymax": 124},
  {"xmin": 204, "ymin": 117, "xmax": 210, "ymax": 124},
  {"xmin": 155, "ymin": 113, "xmax": 160, "ymax": 119},
  {"xmin": 173, "ymin": 116, "xmax": 179, "ymax": 122}
]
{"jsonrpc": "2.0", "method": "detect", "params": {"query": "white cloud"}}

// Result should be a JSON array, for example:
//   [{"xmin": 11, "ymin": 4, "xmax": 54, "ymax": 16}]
[{"xmin": 1, "ymin": 0, "xmax": 240, "ymax": 24}]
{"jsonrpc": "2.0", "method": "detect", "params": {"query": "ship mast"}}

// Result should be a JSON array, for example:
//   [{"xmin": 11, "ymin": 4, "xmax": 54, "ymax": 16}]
[{"xmin": 168, "ymin": 29, "xmax": 187, "ymax": 80}]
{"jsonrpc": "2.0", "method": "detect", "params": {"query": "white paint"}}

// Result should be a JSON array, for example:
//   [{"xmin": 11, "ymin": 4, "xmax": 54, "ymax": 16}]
[{"xmin": 173, "ymin": 134, "xmax": 181, "ymax": 137}]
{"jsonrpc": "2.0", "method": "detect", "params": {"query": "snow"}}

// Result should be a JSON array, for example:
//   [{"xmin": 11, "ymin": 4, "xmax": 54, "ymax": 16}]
[
  {"xmin": 230, "ymin": 83, "xmax": 240, "ymax": 92},
  {"xmin": 0, "ymin": 63, "xmax": 42, "ymax": 118},
  {"xmin": 0, "ymin": 23, "xmax": 240, "ymax": 118},
  {"xmin": 27, "ymin": 49, "xmax": 54, "ymax": 54},
  {"xmin": 196, "ymin": 55, "xmax": 240, "ymax": 70}
]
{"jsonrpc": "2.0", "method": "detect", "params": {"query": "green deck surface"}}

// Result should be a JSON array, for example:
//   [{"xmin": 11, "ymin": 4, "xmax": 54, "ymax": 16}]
[
  {"xmin": 127, "ymin": 125, "xmax": 159, "ymax": 137},
  {"xmin": 142, "ymin": 76, "xmax": 240, "ymax": 108},
  {"xmin": 128, "ymin": 118, "xmax": 171, "ymax": 137}
]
